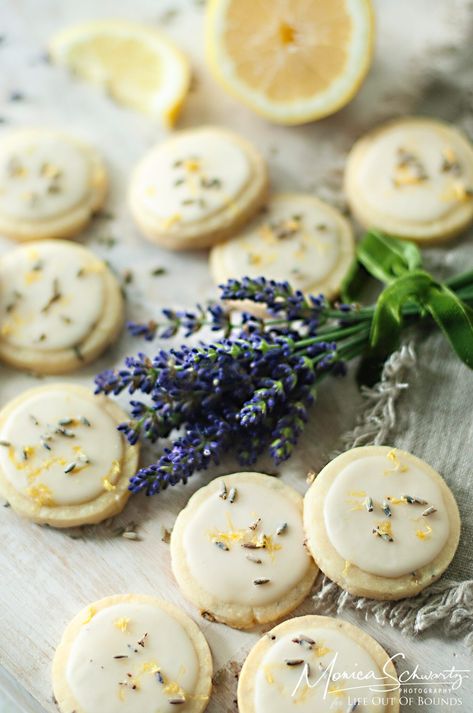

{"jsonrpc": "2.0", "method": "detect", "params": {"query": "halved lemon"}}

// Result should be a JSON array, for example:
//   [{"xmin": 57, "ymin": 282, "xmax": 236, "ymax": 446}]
[
  {"xmin": 205, "ymin": 0, "xmax": 374, "ymax": 125},
  {"xmin": 49, "ymin": 20, "xmax": 191, "ymax": 126}
]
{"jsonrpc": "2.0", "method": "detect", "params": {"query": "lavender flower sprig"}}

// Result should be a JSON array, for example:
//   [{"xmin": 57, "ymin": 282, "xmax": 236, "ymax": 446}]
[{"xmin": 95, "ymin": 232, "xmax": 473, "ymax": 496}]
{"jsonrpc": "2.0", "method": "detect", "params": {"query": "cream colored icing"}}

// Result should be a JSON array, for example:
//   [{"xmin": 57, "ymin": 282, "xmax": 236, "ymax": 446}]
[
  {"xmin": 0, "ymin": 388, "xmax": 123, "ymax": 506},
  {"xmin": 67, "ymin": 602, "xmax": 202, "ymax": 713},
  {"xmin": 0, "ymin": 241, "xmax": 106, "ymax": 351},
  {"xmin": 132, "ymin": 131, "xmax": 251, "ymax": 225},
  {"xmin": 324, "ymin": 451, "xmax": 450, "ymax": 577},
  {"xmin": 217, "ymin": 196, "xmax": 343, "ymax": 290},
  {"xmin": 254, "ymin": 626, "xmax": 387, "ymax": 713},
  {"xmin": 356, "ymin": 123, "xmax": 473, "ymax": 223},
  {"xmin": 0, "ymin": 134, "xmax": 93, "ymax": 221},
  {"xmin": 182, "ymin": 478, "xmax": 312, "ymax": 606}
]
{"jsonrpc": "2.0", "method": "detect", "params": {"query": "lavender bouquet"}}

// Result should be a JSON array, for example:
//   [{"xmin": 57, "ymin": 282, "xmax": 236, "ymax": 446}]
[{"xmin": 95, "ymin": 232, "xmax": 473, "ymax": 496}]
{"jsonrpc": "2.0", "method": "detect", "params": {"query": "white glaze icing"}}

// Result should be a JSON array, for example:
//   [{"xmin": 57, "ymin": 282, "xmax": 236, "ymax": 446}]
[
  {"xmin": 0, "ymin": 388, "xmax": 123, "ymax": 506},
  {"xmin": 254, "ymin": 626, "xmax": 387, "ymax": 713},
  {"xmin": 355, "ymin": 123, "xmax": 473, "ymax": 223},
  {"xmin": 182, "ymin": 477, "xmax": 312, "ymax": 606},
  {"xmin": 0, "ymin": 241, "xmax": 106, "ymax": 351},
  {"xmin": 0, "ymin": 133, "xmax": 93, "ymax": 221},
  {"xmin": 67, "ymin": 601, "xmax": 202, "ymax": 713},
  {"xmin": 215, "ymin": 195, "xmax": 345, "ymax": 291},
  {"xmin": 324, "ymin": 451, "xmax": 450, "ymax": 577},
  {"xmin": 132, "ymin": 130, "xmax": 251, "ymax": 225}
]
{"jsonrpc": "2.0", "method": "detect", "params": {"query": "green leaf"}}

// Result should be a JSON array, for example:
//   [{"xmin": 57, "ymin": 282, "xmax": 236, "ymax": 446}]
[
  {"xmin": 369, "ymin": 272, "xmax": 473, "ymax": 371},
  {"xmin": 340, "ymin": 260, "xmax": 370, "ymax": 302},
  {"xmin": 369, "ymin": 271, "xmax": 434, "ymax": 355},
  {"xmin": 341, "ymin": 231, "xmax": 424, "ymax": 302},
  {"xmin": 425, "ymin": 284, "xmax": 473, "ymax": 369},
  {"xmin": 357, "ymin": 231, "xmax": 423, "ymax": 284}
]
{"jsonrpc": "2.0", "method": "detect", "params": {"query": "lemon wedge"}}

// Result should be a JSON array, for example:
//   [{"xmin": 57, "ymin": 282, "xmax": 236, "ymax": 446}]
[
  {"xmin": 205, "ymin": 0, "xmax": 374, "ymax": 124},
  {"xmin": 49, "ymin": 20, "xmax": 191, "ymax": 126}
]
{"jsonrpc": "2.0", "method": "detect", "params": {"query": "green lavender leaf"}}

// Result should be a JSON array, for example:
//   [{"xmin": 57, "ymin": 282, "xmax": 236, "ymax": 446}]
[
  {"xmin": 424, "ymin": 284, "xmax": 473, "ymax": 369},
  {"xmin": 340, "ymin": 260, "xmax": 369, "ymax": 302},
  {"xmin": 369, "ymin": 271, "xmax": 473, "ymax": 370},
  {"xmin": 369, "ymin": 271, "xmax": 433, "ymax": 355},
  {"xmin": 341, "ymin": 230, "xmax": 422, "ymax": 301},
  {"xmin": 357, "ymin": 230, "xmax": 422, "ymax": 284}
]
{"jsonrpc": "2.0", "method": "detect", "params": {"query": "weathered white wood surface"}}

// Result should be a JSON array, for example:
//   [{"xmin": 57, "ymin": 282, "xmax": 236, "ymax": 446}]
[{"xmin": 0, "ymin": 1, "xmax": 472, "ymax": 711}]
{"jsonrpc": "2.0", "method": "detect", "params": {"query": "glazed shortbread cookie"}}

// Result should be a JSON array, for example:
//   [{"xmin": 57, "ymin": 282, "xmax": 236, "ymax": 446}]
[
  {"xmin": 210, "ymin": 194, "xmax": 355, "ymax": 299},
  {"xmin": 304, "ymin": 446, "xmax": 460, "ymax": 600},
  {"xmin": 0, "ymin": 240, "xmax": 124, "ymax": 373},
  {"xmin": 171, "ymin": 472, "xmax": 318, "ymax": 629},
  {"xmin": 0, "ymin": 128, "xmax": 107, "ymax": 241},
  {"xmin": 0, "ymin": 384, "xmax": 139, "ymax": 527},
  {"xmin": 52, "ymin": 594, "xmax": 212, "ymax": 713},
  {"xmin": 238, "ymin": 615, "xmax": 399, "ymax": 713},
  {"xmin": 345, "ymin": 117, "xmax": 473, "ymax": 243},
  {"xmin": 129, "ymin": 126, "xmax": 268, "ymax": 250}
]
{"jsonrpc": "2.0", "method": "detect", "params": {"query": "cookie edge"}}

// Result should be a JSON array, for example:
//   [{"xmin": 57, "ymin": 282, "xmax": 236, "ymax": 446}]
[
  {"xmin": 237, "ymin": 614, "xmax": 400, "ymax": 713},
  {"xmin": 303, "ymin": 445, "xmax": 461, "ymax": 600},
  {"xmin": 52, "ymin": 593, "xmax": 213, "ymax": 713},
  {"xmin": 170, "ymin": 472, "xmax": 318, "ymax": 630},
  {"xmin": 0, "ymin": 383, "xmax": 139, "ymax": 527}
]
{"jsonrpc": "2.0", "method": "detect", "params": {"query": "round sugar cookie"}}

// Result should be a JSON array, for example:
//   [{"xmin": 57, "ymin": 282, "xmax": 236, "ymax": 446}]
[
  {"xmin": 238, "ymin": 615, "xmax": 399, "ymax": 713},
  {"xmin": 0, "ymin": 239, "xmax": 124, "ymax": 373},
  {"xmin": 0, "ymin": 128, "xmax": 107, "ymax": 241},
  {"xmin": 52, "ymin": 594, "xmax": 212, "ymax": 713},
  {"xmin": 0, "ymin": 383, "xmax": 139, "ymax": 527},
  {"xmin": 170, "ymin": 472, "xmax": 318, "ymax": 629},
  {"xmin": 303, "ymin": 446, "xmax": 460, "ymax": 600},
  {"xmin": 210, "ymin": 193, "xmax": 355, "ymax": 299},
  {"xmin": 128, "ymin": 126, "xmax": 268, "ymax": 250},
  {"xmin": 344, "ymin": 117, "xmax": 473, "ymax": 243}
]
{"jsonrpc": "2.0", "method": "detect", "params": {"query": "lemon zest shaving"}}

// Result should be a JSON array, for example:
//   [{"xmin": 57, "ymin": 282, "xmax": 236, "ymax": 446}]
[
  {"xmin": 141, "ymin": 660, "xmax": 160, "ymax": 674},
  {"xmin": 248, "ymin": 252, "xmax": 262, "ymax": 265},
  {"xmin": 103, "ymin": 459, "xmax": 121, "ymax": 491},
  {"xmin": 224, "ymin": 196, "xmax": 238, "ymax": 213},
  {"xmin": 393, "ymin": 165, "xmax": 425, "ymax": 186},
  {"xmin": 164, "ymin": 680, "xmax": 185, "ymax": 697},
  {"xmin": 27, "ymin": 248, "xmax": 39, "ymax": 261},
  {"xmin": 183, "ymin": 158, "xmax": 201, "ymax": 173},
  {"xmin": 416, "ymin": 524, "xmax": 432, "ymax": 540},
  {"xmin": 346, "ymin": 490, "xmax": 366, "ymax": 511},
  {"xmin": 387, "ymin": 496, "xmax": 407, "ymax": 505},
  {"xmin": 451, "ymin": 181, "xmax": 473, "ymax": 202},
  {"xmin": 103, "ymin": 477, "xmax": 116, "ymax": 492},
  {"xmin": 114, "ymin": 617, "xmax": 130, "ymax": 632},
  {"xmin": 160, "ymin": 213, "xmax": 182, "ymax": 230},
  {"xmin": 443, "ymin": 147, "xmax": 456, "ymax": 163},
  {"xmin": 328, "ymin": 683, "xmax": 345, "ymax": 696},
  {"xmin": 263, "ymin": 665, "xmax": 274, "ymax": 684},
  {"xmin": 208, "ymin": 514, "xmax": 282, "ymax": 557},
  {"xmin": 24, "ymin": 270, "xmax": 42, "ymax": 285},
  {"xmin": 384, "ymin": 449, "xmax": 408, "ymax": 475},
  {"xmin": 1, "ymin": 322, "xmax": 13, "ymax": 336},
  {"xmin": 9, "ymin": 445, "xmax": 67, "ymax": 483},
  {"xmin": 348, "ymin": 502, "xmax": 364, "ymax": 511},
  {"xmin": 27, "ymin": 483, "xmax": 56, "ymax": 506},
  {"xmin": 376, "ymin": 519, "xmax": 393, "ymax": 538},
  {"xmin": 82, "ymin": 606, "xmax": 96, "ymax": 624},
  {"xmin": 85, "ymin": 261, "xmax": 106, "ymax": 274}
]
